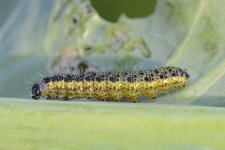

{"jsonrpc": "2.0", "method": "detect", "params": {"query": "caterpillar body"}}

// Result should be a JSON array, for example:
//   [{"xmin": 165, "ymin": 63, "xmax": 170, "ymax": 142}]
[{"xmin": 31, "ymin": 66, "xmax": 189, "ymax": 102}]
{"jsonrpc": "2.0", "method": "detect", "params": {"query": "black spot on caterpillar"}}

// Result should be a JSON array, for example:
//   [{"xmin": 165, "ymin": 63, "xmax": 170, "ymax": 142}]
[{"xmin": 31, "ymin": 66, "xmax": 189, "ymax": 102}]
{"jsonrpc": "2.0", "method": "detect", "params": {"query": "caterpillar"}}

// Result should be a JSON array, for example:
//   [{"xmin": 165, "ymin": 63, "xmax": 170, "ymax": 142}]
[{"xmin": 31, "ymin": 66, "xmax": 189, "ymax": 102}]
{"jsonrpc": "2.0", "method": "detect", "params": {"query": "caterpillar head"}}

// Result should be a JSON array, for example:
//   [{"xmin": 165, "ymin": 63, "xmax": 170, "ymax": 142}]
[{"xmin": 32, "ymin": 84, "xmax": 41, "ymax": 100}]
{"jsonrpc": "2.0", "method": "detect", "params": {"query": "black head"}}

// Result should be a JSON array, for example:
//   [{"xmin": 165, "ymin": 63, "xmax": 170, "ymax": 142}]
[{"xmin": 32, "ymin": 84, "xmax": 41, "ymax": 100}]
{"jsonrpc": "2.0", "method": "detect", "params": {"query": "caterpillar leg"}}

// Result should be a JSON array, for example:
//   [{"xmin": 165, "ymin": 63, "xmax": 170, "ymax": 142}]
[
  {"xmin": 95, "ymin": 92, "xmax": 109, "ymax": 101},
  {"xmin": 127, "ymin": 95, "xmax": 139, "ymax": 103},
  {"xmin": 47, "ymin": 96, "xmax": 59, "ymax": 100},
  {"xmin": 146, "ymin": 93, "xmax": 157, "ymax": 100},
  {"xmin": 99, "ymin": 98, "xmax": 108, "ymax": 101},
  {"xmin": 114, "ymin": 95, "xmax": 123, "ymax": 102},
  {"xmin": 62, "ymin": 97, "xmax": 69, "ymax": 100},
  {"xmin": 110, "ymin": 92, "xmax": 123, "ymax": 102}
]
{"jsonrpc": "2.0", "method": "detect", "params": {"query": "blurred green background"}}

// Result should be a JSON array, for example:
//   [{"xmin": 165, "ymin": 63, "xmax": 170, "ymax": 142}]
[{"xmin": 0, "ymin": 0, "xmax": 19, "ymax": 27}]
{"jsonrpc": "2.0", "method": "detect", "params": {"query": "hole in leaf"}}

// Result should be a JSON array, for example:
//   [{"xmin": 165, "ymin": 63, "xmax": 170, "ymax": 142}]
[{"xmin": 90, "ymin": 0, "xmax": 157, "ymax": 22}]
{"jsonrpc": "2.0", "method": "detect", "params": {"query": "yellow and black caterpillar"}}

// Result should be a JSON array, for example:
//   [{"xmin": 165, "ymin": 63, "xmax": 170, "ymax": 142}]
[{"xmin": 31, "ymin": 66, "xmax": 189, "ymax": 102}]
